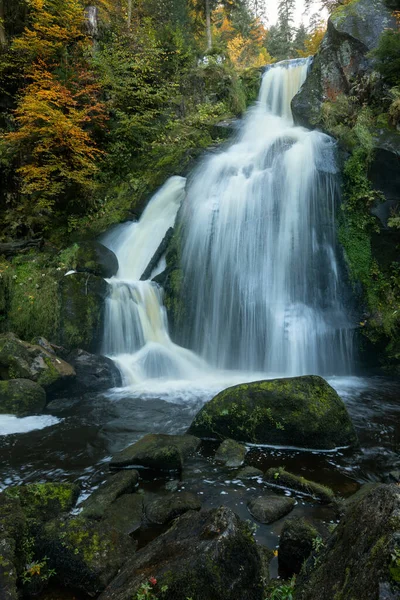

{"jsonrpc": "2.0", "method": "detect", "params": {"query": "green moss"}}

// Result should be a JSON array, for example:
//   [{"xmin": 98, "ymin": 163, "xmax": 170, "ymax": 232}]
[
  {"xmin": 265, "ymin": 468, "xmax": 335, "ymax": 503},
  {"xmin": 5, "ymin": 483, "xmax": 79, "ymax": 523}
]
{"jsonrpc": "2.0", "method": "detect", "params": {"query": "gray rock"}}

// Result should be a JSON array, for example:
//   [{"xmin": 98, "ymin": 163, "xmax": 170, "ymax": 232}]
[
  {"xmin": 98, "ymin": 506, "xmax": 269, "ymax": 600},
  {"xmin": 0, "ymin": 378, "xmax": 46, "ymax": 416},
  {"xmin": 110, "ymin": 434, "xmax": 200, "ymax": 472},
  {"xmin": 67, "ymin": 348, "xmax": 122, "ymax": 392},
  {"xmin": 102, "ymin": 494, "xmax": 144, "ymax": 534},
  {"xmin": 236, "ymin": 466, "xmax": 264, "ymax": 480},
  {"xmin": 215, "ymin": 438, "xmax": 247, "ymax": 468},
  {"xmin": 248, "ymin": 495, "xmax": 295, "ymax": 524},
  {"xmin": 80, "ymin": 471, "xmax": 139, "ymax": 520},
  {"xmin": 144, "ymin": 492, "xmax": 201, "ymax": 525}
]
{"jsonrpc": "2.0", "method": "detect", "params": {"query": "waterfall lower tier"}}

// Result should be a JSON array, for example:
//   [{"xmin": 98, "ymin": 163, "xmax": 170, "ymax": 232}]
[{"xmin": 102, "ymin": 58, "xmax": 355, "ymax": 388}]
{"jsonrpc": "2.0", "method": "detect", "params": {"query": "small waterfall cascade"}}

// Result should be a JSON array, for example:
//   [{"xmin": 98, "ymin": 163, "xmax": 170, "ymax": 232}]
[
  {"xmin": 179, "ymin": 58, "xmax": 355, "ymax": 376},
  {"xmin": 102, "ymin": 176, "xmax": 207, "ymax": 385}
]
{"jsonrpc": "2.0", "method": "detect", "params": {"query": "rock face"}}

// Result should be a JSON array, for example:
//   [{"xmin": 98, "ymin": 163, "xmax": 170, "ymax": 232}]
[
  {"xmin": 144, "ymin": 492, "xmax": 201, "ymax": 526},
  {"xmin": 0, "ymin": 332, "xmax": 75, "ymax": 394},
  {"xmin": 0, "ymin": 378, "xmax": 46, "ymax": 415},
  {"xmin": 279, "ymin": 517, "xmax": 319, "ymax": 576},
  {"xmin": 59, "ymin": 272, "xmax": 110, "ymax": 351},
  {"xmin": 67, "ymin": 348, "xmax": 122, "ymax": 392},
  {"xmin": 99, "ymin": 507, "xmax": 268, "ymax": 600},
  {"xmin": 215, "ymin": 438, "xmax": 247, "ymax": 468},
  {"xmin": 110, "ymin": 433, "xmax": 201, "ymax": 472},
  {"xmin": 80, "ymin": 471, "xmax": 139, "ymax": 519},
  {"xmin": 188, "ymin": 376, "xmax": 357, "ymax": 450},
  {"xmin": 248, "ymin": 495, "xmax": 295, "ymax": 524},
  {"xmin": 296, "ymin": 484, "xmax": 400, "ymax": 600},
  {"xmin": 291, "ymin": 0, "xmax": 396, "ymax": 128}
]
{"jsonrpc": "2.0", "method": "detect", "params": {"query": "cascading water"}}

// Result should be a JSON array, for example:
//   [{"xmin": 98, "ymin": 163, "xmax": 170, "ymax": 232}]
[
  {"xmin": 179, "ymin": 58, "xmax": 354, "ymax": 376},
  {"xmin": 102, "ymin": 58, "xmax": 354, "ymax": 389}
]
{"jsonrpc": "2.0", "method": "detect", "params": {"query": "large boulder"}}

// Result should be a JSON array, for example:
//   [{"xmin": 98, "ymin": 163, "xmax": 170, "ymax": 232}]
[
  {"xmin": 98, "ymin": 507, "xmax": 269, "ymax": 600},
  {"xmin": 144, "ymin": 492, "xmax": 201, "ymax": 526},
  {"xmin": 291, "ymin": 0, "xmax": 396, "ymax": 128},
  {"xmin": 37, "ymin": 516, "xmax": 136, "ymax": 596},
  {"xmin": 0, "ymin": 332, "xmax": 75, "ymax": 394},
  {"xmin": 110, "ymin": 433, "xmax": 201, "ymax": 472},
  {"xmin": 296, "ymin": 484, "xmax": 400, "ymax": 600},
  {"xmin": 67, "ymin": 348, "xmax": 122, "ymax": 393},
  {"xmin": 80, "ymin": 471, "xmax": 139, "ymax": 520},
  {"xmin": 59, "ymin": 272, "xmax": 110, "ymax": 351},
  {"xmin": 248, "ymin": 495, "xmax": 295, "ymax": 525},
  {"xmin": 188, "ymin": 376, "xmax": 357, "ymax": 450},
  {"xmin": 102, "ymin": 494, "xmax": 144, "ymax": 535},
  {"xmin": 215, "ymin": 438, "xmax": 247, "ymax": 468},
  {"xmin": 5, "ymin": 482, "xmax": 80, "ymax": 525},
  {"xmin": 0, "ymin": 378, "xmax": 46, "ymax": 416},
  {"xmin": 278, "ymin": 517, "xmax": 320, "ymax": 576},
  {"xmin": 63, "ymin": 241, "xmax": 119, "ymax": 278}
]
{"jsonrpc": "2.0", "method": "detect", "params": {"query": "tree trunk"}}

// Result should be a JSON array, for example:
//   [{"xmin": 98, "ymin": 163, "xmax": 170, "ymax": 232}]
[
  {"xmin": 0, "ymin": 0, "xmax": 7, "ymax": 49},
  {"xmin": 205, "ymin": 0, "xmax": 212, "ymax": 51}
]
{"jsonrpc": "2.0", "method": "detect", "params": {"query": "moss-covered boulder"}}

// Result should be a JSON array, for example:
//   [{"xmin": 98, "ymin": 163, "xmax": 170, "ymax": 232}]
[
  {"xmin": 0, "ymin": 332, "xmax": 75, "ymax": 394},
  {"xmin": 80, "ymin": 471, "xmax": 139, "ymax": 520},
  {"xmin": 102, "ymin": 494, "xmax": 144, "ymax": 535},
  {"xmin": 188, "ymin": 376, "xmax": 357, "ymax": 450},
  {"xmin": 74, "ymin": 241, "xmax": 119, "ymax": 278},
  {"xmin": 98, "ymin": 507, "xmax": 268, "ymax": 600},
  {"xmin": 236, "ymin": 466, "xmax": 264, "ymax": 480},
  {"xmin": 296, "ymin": 484, "xmax": 400, "ymax": 600},
  {"xmin": 0, "ymin": 378, "xmax": 46, "ymax": 416},
  {"xmin": 59, "ymin": 272, "xmax": 109, "ymax": 351},
  {"xmin": 215, "ymin": 438, "xmax": 247, "ymax": 468},
  {"xmin": 264, "ymin": 468, "xmax": 335, "ymax": 504},
  {"xmin": 278, "ymin": 517, "xmax": 320, "ymax": 576},
  {"xmin": 37, "ymin": 516, "xmax": 136, "ymax": 596},
  {"xmin": 144, "ymin": 492, "xmax": 201, "ymax": 526},
  {"xmin": 248, "ymin": 495, "xmax": 295, "ymax": 525},
  {"xmin": 109, "ymin": 434, "xmax": 201, "ymax": 472},
  {"xmin": 5, "ymin": 482, "xmax": 80, "ymax": 525}
]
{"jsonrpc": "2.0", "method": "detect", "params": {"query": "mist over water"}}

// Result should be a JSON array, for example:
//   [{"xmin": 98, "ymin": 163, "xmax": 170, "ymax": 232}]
[{"xmin": 102, "ymin": 58, "xmax": 354, "ymax": 391}]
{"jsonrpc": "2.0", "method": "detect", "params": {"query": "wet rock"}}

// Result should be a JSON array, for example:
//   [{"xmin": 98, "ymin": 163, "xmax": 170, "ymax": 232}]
[
  {"xmin": 37, "ymin": 516, "xmax": 135, "ymax": 596},
  {"xmin": 99, "ymin": 506, "xmax": 268, "ymax": 600},
  {"xmin": 0, "ymin": 378, "xmax": 46, "ymax": 416},
  {"xmin": 236, "ymin": 466, "xmax": 264, "ymax": 480},
  {"xmin": 80, "ymin": 471, "xmax": 139, "ymax": 520},
  {"xmin": 109, "ymin": 434, "xmax": 201, "ymax": 472},
  {"xmin": 188, "ymin": 376, "xmax": 357, "ymax": 450},
  {"xmin": 67, "ymin": 349, "xmax": 122, "ymax": 393},
  {"xmin": 64, "ymin": 241, "xmax": 119, "ymax": 278},
  {"xmin": 278, "ymin": 517, "xmax": 319, "ymax": 576},
  {"xmin": 141, "ymin": 227, "xmax": 174, "ymax": 281},
  {"xmin": 248, "ymin": 495, "xmax": 295, "ymax": 524},
  {"xmin": 165, "ymin": 479, "xmax": 183, "ymax": 493},
  {"xmin": 264, "ymin": 468, "xmax": 335, "ymax": 504},
  {"xmin": 0, "ymin": 332, "xmax": 75, "ymax": 394},
  {"xmin": 292, "ymin": 0, "xmax": 396, "ymax": 128},
  {"xmin": 6, "ymin": 482, "xmax": 80, "ymax": 524},
  {"xmin": 296, "ymin": 484, "xmax": 400, "ymax": 600},
  {"xmin": 0, "ymin": 494, "xmax": 25, "ymax": 600},
  {"xmin": 215, "ymin": 438, "xmax": 247, "ymax": 468},
  {"xmin": 102, "ymin": 494, "xmax": 144, "ymax": 534},
  {"xmin": 345, "ymin": 482, "xmax": 381, "ymax": 509},
  {"xmin": 59, "ymin": 272, "xmax": 109, "ymax": 352},
  {"xmin": 144, "ymin": 492, "xmax": 201, "ymax": 526}
]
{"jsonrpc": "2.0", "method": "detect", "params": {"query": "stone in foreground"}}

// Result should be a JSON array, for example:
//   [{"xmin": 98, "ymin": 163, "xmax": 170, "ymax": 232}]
[
  {"xmin": 67, "ymin": 348, "xmax": 122, "ymax": 392},
  {"xmin": 296, "ymin": 484, "xmax": 400, "ymax": 600},
  {"xmin": 99, "ymin": 507, "xmax": 267, "ymax": 600},
  {"xmin": 144, "ymin": 491, "xmax": 201, "ymax": 526},
  {"xmin": 80, "ymin": 470, "xmax": 139, "ymax": 519},
  {"xmin": 188, "ymin": 375, "xmax": 357, "ymax": 450},
  {"xmin": 278, "ymin": 517, "xmax": 319, "ymax": 576},
  {"xmin": 215, "ymin": 438, "xmax": 247, "ymax": 467},
  {"xmin": 110, "ymin": 433, "xmax": 201, "ymax": 472},
  {"xmin": 0, "ymin": 378, "xmax": 46, "ymax": 416},
  {"xmin": 248, "ymin": 495, "xmax": 295, "ymax": 524},
  {"xmin": 102, "ymin": 494, "xmax": 144, "ymax": 534}
]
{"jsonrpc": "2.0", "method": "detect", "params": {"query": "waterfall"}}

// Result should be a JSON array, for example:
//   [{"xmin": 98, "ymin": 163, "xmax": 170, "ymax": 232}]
[
  {"xmin": 179, "ymin": 58, "xmax": 354, "ymax": 376},
  {"xmin": 102, "ymin": 58, "xmax": 354, "ymax": 389}
]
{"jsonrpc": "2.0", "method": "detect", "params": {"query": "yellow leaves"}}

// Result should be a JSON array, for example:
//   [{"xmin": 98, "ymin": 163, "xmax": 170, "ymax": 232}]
[{"xmin": 297, "ymin": 26, "xmax": 326, "ymax": 58}]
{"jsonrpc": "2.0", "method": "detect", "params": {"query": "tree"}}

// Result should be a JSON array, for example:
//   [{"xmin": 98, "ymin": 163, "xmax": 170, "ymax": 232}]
[{"xmin": 293, "ymin": 23, "xmax": 308, "ymax": 55}]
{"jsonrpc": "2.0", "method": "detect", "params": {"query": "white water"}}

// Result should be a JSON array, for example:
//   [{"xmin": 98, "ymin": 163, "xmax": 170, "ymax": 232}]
[{"xmin": 102, "ymin": 59, "xmax": 354, "ymax": 395}]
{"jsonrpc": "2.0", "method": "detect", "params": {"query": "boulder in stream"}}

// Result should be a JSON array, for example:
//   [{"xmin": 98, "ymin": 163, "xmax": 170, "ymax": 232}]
[
  {"xmin": 278, "ymin": 517, "xmax": 320, "ymax": 576},
  {"xmin": 188, "ymin": 375, "xmax": 358, "ymax": 450},
  {"xmin": 80, "ymin": 470, "xmax": 139, "ymax": 520},
  {"xmin": 144, "ymin": 491, "xmax": 201, "ymax": 526},
  {"xmin": 109, "ymin": 433, "xmax": 201, "ymax": 472},
  {"xmin": 248, "ymin": 495, "xmax": 295, "ymax": 524},
  {"xmin": 98, "ymin": 506, "xmax": 269, "ymax": 600},
  {"xmin": 102, "ymin": 493, "xmax": 144, "ymax": 535},
  {"xmin": 62, "ymin": 241, "xmax": 119, "ymax": 278},
  {"xmin": 0, "ymin": 378, "xmax": 46, "ymax": 416},
  {"xmin": 67, "ymin": 348, "xmax": 122, "ymax": 393},
  {"xmin": 264, "ymin": 468, "xmax": 335, "ymax": 504},
  {"xmin": 215, "ymin": 438, "xmax": 247, "ymax": 468}
]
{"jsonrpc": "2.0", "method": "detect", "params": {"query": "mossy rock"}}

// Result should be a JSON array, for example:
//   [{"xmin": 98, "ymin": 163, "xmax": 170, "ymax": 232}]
[
  {"xmin": 247, "ymin": 495, "xmax": 295, "ymax": 525},
  {"xmin": 37, "ymin": 516, "xmax": 136, "ymax": 596},
  {"xmin": 80, "ymin": 471, "xmax": 139, "ymax": 520},
  {"xmin": 188, "ymin": 376, "xmax": 358, "ymax": 450},
  {"xmin": 0, "ymin": 379, "xmax": 46, "ymax": 416},
  {"xmin": 109, "ymin": 434, "xmax": 201, "ymax": 472},
  {"xmin": 235, "ymin": 466, "xmax": 264, "ymax": 480},
  {"xmin": 61, "ymin": 241, "xmax": 119, "ymax": 278},
  {"xmin": 0, "ymin": 332, "xmax": 75, "ymax": 394},
  {"xmin": 215, "ymin": 439, "xmax": 247, "ymax": 468},
  {"xmin": 102, "ymin": 494, "xmax": 144, "ymax": 535},
  {"xmin": 296, "ymin": 484, "xmax": 400, "ymax": 600},
  {"xmin": 144, "ymin": 492, "xmax": 201, "ymax": 526},
  {"xmin": 5, "ymin": 482, "xmax": 80, "ymax": 525},
  {"xmin": 264, "ymin": 468, "xmax": 335, "ymax": 504},
  {"xmin": 278, "ymin": 517, "xmax": 319, "ymax": 576},
  {"xmin": 98, "ymin": 507, "xmax": 268, "ymax": 600},
  {"xmin": 0, "ymin": 493, "xmax": 25, "ymax": 599},
  {"xmin": 59, "ymin": 272, "xmax": 109, "ymax": 351}
]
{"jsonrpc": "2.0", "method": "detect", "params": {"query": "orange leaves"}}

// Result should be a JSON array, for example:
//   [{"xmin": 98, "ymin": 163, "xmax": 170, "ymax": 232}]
[{"xmin": 297, "ymin": 25, "xmax": 326, "ymax": 57}]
